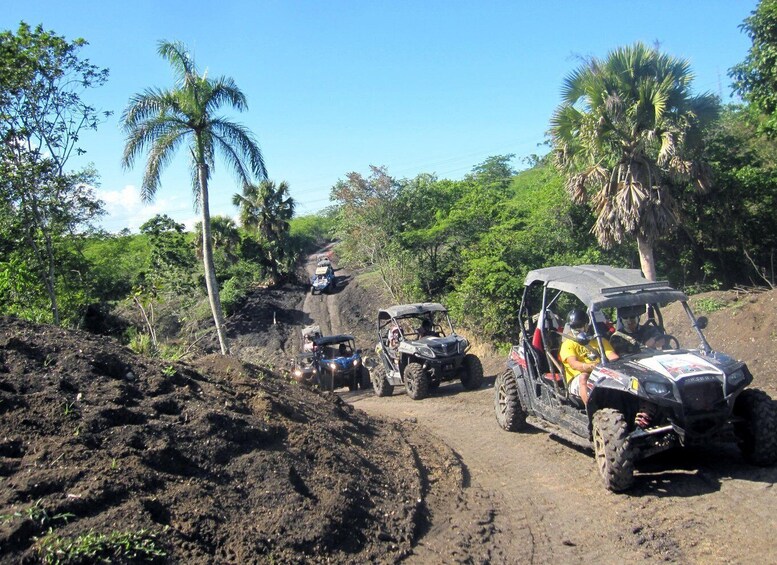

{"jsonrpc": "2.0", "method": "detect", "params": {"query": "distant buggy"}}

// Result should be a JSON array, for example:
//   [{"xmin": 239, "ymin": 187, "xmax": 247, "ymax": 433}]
[
  {"xmin": 310, "ymin": 265, "xmax": 335, "ymax": 294},
  {"xmin": 371, "ymin": 303, "xmax": 483, "ymax": 400},
  {"xmin": 494, "ymin": 265, "xmax": 777, "ymax": 491}
]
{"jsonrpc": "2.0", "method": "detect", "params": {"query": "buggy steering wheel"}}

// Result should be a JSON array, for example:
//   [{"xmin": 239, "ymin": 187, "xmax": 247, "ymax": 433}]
[{"xmin": 663, "ymin": 334, "xmax": 680, "ymax": 349}]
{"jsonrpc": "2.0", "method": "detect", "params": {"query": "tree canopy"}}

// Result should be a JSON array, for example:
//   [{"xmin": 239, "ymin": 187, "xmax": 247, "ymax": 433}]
[
  {"xmin": 731, "ymin": 0, "xmax": 777, "ymax": 135},
  {"xmin": 550, "ymin": 42, "xmax": 719, "ymax": 280}
]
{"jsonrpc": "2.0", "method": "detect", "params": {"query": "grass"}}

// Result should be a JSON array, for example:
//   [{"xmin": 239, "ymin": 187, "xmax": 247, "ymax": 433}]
[
  {"xmin": 36, "ymin": 528, "xmax": 167, "ymax": 564},
  {"xmin": 693, "ymin": 297, "xmax": 729, "ymax": 314},
  {"xmin": 0, "ymin": 500, "xmax": 73, "ymax": 527}
]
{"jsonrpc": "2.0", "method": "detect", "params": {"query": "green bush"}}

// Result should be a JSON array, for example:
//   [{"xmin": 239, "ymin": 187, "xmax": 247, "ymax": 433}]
[{"xmin": 220, "ymin": 261, "xmax": 264, "ymax": 315}]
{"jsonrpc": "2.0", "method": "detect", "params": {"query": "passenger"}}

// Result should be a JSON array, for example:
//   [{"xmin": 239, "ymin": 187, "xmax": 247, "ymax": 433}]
[
  {"xmin": 560, "ymin": 309, "xmax": 619, "ymax": 406},
  {"xmin": 417, "ymin": 318, "xmax": 439, "ymax": 338},
  {"xmin": 338, "ymin": 343, "xmax": 348, "ymax": 357},
  {"xmin": 610, "ymin": 307, "xmax": 666, "ymax": 355},
  {"xmin": 388, "ymin": 326, "xmax": 401, "ymax": 350}
]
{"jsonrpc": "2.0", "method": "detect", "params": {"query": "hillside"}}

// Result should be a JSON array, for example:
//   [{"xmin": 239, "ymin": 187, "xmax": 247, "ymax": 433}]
[{"xmin": 0, "ymin": 316, "xmax": 480, "ymax": 563}]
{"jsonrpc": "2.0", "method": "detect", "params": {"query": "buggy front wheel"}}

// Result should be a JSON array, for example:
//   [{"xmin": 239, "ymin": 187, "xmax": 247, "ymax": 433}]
[
  {"xmin": 404, "ymin": 362, "xmax": 429, "ymax": 400},
  {"xmin": 734, "ymin": 388, "xmax": 777, "ymax": 466},
  {"xmin": 371, "ymin": 367, "xmax": 394, "ymax": 397},
  {"xmin": 592, "ymin": 408, "xmax": 635, "ymax": 492},
  {"xmin": 460, "ymin": 354, "xmax": 484, "ymax": 391}
]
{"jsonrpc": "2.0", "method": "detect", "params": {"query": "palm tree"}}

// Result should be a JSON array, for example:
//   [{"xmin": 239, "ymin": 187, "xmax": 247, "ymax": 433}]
[
  {"xmin": 194, "ymin": 215, "xmax": 240, "ymax": 264},
  {"xmin": 550, "ymin": 42, "xmax": 719, "ymax": 280},
  {"xmin": 121, "ymin": 40, "xmax": 266, "ymax": 354},
  {"xmin": 232, "ymin": 180, "xmax": 295, "ymax": 276}
]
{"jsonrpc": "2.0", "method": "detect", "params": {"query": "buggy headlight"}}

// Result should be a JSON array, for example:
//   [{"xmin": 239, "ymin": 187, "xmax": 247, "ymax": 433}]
[
  {"xmin": 458, "ymin": 339, "xmax": 469, "ymax": 353},
  {"xmin": 727, "ymin": 369, "xmax": 745, "ymax": 387},
  {"xmin": 353, "ymin": 359, "xmax": 360, "ymax": 366},
  {"xmin": 418, "ymin": 346, "xmax": 435, "ymax": 358},
  {"xmin": 644, "ymin": 381, "xmax": 672, "ymax": 396},
  {"xmin": 293, "ymin": 369, "xmax": 302, "ymax": 377},
  {"xmin": 329, "ymin": 362, "xmax": 337, "ymax": 371}
]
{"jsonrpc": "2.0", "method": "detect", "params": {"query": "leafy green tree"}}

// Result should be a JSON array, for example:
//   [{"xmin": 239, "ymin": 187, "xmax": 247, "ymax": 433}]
[
  {"xmin": 0, "ymin": 23, "xmax": 109, "ymax": 324},
  {"xmin": 122, "ymin": 40, "xmax": 267, "ymax": 354},
  {"xmin": 550, "ymin": 42, "xmax": 719, "ymax": 280},
  {"xmin": 232, "ymin": 180, "xmax": 295, "ymax": 279},
  {"xmin": 669, "ymin": 104, "xmax": 777, "ymax": 288},
  {"xmin": 330, "ymin": 166, "xmax": 406, "ymax": 299},
  {"xmin": 139, "ymin": 214, "xmax": 196, "ymax": 293},
  {"xmin": 731, "ymin": 0, "xmax": 777, "ymax": 135}
]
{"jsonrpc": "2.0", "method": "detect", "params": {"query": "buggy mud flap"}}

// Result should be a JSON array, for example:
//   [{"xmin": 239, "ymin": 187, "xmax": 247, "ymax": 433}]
[{"xmin": 386, "ymin": 369, "xmax": 403, "ymax": 386}]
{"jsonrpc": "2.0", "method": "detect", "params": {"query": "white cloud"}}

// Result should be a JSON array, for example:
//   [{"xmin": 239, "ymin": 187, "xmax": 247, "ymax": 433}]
[
  {"xmin": 95, "ymin": 184, "xmax": 242, "ymax": 234},
  {"xmin": 96, "ymin": 185, "xmax": 189, "ymax": 233}
]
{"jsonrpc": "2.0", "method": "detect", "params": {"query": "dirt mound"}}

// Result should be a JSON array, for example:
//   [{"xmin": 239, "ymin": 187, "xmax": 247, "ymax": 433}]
[{"xmin": 0, "ymin": 316, "xmax": 452, "ymax": 563}]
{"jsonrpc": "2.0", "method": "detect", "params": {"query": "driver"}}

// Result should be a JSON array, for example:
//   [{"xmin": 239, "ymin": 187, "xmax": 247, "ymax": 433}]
[
  {"xmin": 560, "ymin": 309, "xmax": 619, "ymax": 406},
  {"xmin": 417, "ymin": 318, "xmax": 439, "ymax": 338},
  {"xmin": 610, "ymin": 306, "xmax": 666, "ymax": 355}
]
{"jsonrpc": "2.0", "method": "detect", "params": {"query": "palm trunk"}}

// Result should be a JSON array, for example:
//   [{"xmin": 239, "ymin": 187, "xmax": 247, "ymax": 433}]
[
  {"xmin": 637, "ymin": 235, "xmax": 657, "ymax": 282},
  {"xmin": 198, "ymin": 164, "xmax": 230, "ymax": 355}
]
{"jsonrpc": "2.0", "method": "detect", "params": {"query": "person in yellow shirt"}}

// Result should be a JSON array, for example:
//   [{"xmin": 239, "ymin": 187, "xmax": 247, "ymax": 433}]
[{"xmin": 560, "ymin": 309, "xmax": 619, "ymax": 406}]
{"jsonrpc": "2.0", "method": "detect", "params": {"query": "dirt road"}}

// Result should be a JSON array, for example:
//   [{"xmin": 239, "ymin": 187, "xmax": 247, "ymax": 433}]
[
  {"xmin": 300, "ymin": 252, "xmax": 777, "ymax": 564},
  {"xmin": 349, "ymin": 381, "xmax": 777, "ymax": 563}
]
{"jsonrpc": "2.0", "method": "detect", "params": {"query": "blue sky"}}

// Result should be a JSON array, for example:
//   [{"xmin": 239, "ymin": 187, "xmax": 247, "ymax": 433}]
[{"xmin": 3, "ymin": 1, "xmax": 759, "ymax": 232}]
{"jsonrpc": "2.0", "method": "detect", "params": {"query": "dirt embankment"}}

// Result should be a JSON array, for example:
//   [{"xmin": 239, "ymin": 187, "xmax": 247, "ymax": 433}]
[{"xmin": 0, "ymin": 316, "xmax": 480, "ymax": 563}]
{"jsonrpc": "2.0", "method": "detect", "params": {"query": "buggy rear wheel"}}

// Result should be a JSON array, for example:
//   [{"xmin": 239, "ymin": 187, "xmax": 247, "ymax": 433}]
[
  {"xmin": 494, "ymin": 369, "xmax": 527, "ymax": 431},
  {"xmin": 734, "ymin": 388, "xmax": 777, "ymax": 466},
  {"xmin": 592, "ymin": 408, "xmax": 635, "ymax": 492},
  {"xmin": 460, "ymin": 354, "xmax": 484, "ymax": 391},
  {"xmin": 404, "ymin": 362, "xmax": 429, "ymax": 400}
]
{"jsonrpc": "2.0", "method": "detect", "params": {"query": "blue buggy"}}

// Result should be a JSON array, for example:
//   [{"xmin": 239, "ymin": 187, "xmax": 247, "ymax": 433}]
[{"xmin": 313, "ymin": 334, "xmax": 370, "ymax": 391}]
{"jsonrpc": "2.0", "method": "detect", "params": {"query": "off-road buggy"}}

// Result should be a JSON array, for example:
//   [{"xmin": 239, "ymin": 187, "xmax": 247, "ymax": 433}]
[
  {"xmin": 494, "ymin": 265, "xmax": 777, "ymax": 491},
  {"xmin": 371, "ymin": 303, "xmax": 483, "ymax": 400},
  {"xmin": 291, "ymin": 351, "xmax": 319, "ymax": 386},
  {"xmin": 313, "ymin": 334, "xmax": 370, "ymax": 391},
  {"xmin": 310, "ymin": 265, "xmax": 335, "ymax": 294}
]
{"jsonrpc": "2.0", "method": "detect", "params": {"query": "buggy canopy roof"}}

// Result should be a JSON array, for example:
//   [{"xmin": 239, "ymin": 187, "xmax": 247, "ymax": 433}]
[
  {"xmin": 315, "ymin": 266, "xmax": 331, "ymax": 276},
  {"xmin": 524, "ymin": 265, "xmax": 688, "ymax": 310},
  {"xmin": 378, "ymin": 302, "xmax": 448, "ymax": 320},
  {"xmin": 313, "ymin": 334, "xmax": 355, "ymax": 346},
  {"xmin": 295, "ymin": 351, "xmax": 316, "ymax": 360}
]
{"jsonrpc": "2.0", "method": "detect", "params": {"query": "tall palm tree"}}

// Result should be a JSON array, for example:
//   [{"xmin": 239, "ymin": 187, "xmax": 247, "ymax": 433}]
[
  {"xmin": 550, "ymin": 42, "xmax": 719, "ymax": 280},
  {"xmin": 233, "ymin": 180, "xmax": 295, "ymax": 275},
  {"xmin": 121, "ymin": 40, "xmax": 266, "ymax": 354}
]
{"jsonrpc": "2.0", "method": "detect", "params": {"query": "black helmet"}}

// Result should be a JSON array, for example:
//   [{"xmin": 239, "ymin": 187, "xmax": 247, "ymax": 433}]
[
  {"xmin": 567, "ymin": 308, "xmax": 588, "ymax": 330},
  {"xmin": 421, "ymin": 318, "xmax": 432, "ymax": 329}
]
